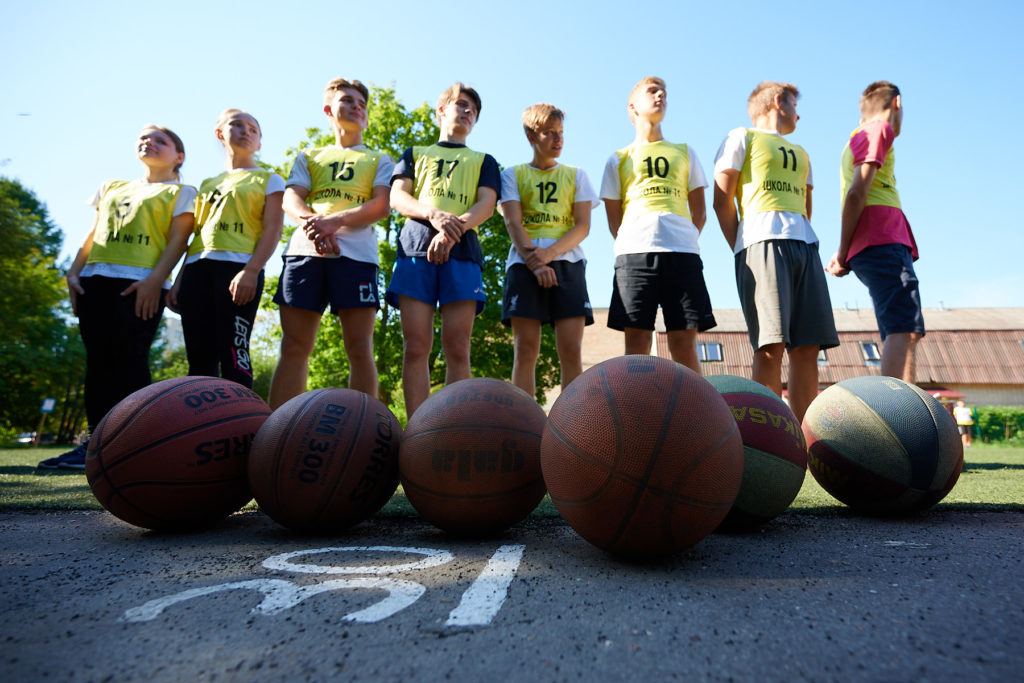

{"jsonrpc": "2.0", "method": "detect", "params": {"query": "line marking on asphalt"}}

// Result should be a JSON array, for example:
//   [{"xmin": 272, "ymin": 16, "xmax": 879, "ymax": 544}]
[{"xmin": 446, "ymin": 544, "xmax": 525, "ymax": 627}]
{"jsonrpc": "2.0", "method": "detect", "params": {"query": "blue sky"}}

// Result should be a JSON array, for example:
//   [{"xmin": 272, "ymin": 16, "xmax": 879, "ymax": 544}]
[{"xmin": 2, "ymin": 0, "xmax": 1021, "ymax": 312}]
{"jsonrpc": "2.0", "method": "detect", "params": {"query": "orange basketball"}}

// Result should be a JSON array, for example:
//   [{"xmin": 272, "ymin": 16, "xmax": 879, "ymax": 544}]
[
  {"xmin": 541, "ymin": 356, "xmax": 744, "ymax": 556},
  {"xmin": 248, "ymin": 388, "xmax": 402, "ymax": 532},
  {"xmin": 399, "ymin": 378, "xmax": 547, "ymax": 535},
  {"xmin": 85, "ymin": 377, "xmax": 271, "ymax": 530}
]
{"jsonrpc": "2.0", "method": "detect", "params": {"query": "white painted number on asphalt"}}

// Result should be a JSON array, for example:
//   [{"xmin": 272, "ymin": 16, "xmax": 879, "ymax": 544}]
[{"xmin": 121, "ymin": 544, "xmax": 525, "ymax": 627}]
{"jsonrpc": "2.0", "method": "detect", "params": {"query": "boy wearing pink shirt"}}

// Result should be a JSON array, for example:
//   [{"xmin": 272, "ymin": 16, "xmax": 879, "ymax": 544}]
[{"xmin": 827, "ymin": 81, "xmax": 923, "ymax": 382}]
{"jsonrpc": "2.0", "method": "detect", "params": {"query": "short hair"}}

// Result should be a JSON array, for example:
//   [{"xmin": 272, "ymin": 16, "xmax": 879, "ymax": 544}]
[
  {"xmin": 522, "ymin": 103, "xmax": 564, "ymax": 137},
  {"xmin": 437, "ymin": 82, "xmax": 482, "ymax": 118},
  {"xmin": 215, "ymin": 108, "xmax": 261, "ymax": 137},
  {"xmin": 323, "ymin": 78, "xmax": 369, "ymax": 107},
  {"xmin": 747, "ymin": 81, "xmax": 799, "ymax": 120},
  {"xmin": 628, "ymin": 76, "xmax": 666, "ymax": 105},
  {"xmin": 859, "ymin": 81, "xmax": 901, "ymax": 116},
  {"xmin": 140, "ymin": 125, "xmax": 185, "ymax": 178}
]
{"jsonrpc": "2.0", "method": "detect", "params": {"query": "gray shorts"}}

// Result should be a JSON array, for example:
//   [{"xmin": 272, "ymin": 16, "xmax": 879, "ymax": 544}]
[{"xmin": 735, "ymin": 240, "xmax": 839, "ymax": 351}]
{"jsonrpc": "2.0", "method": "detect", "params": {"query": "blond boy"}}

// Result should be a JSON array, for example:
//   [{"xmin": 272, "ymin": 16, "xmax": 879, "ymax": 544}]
[
  {"xmin": 500, "ymin": 103, "xmax": 598, "ymax": 396},
  {"xmin": 712, "ymin": 81, "xmax": 838, "ymax": 422},
  {"xmin": 601, "ymin": 76, "xmax": 715, "ymax": 373}
]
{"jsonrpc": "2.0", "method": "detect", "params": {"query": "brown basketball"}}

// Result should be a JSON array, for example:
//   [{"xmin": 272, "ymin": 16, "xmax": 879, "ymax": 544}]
[
  {"xmin": 85, "ymin": 377, "xmax": 272, "ymax": 530},
  {"xmin": 400, "ymin": 378, "xmax": 547, "ymax": 535},
  {"xmin": 248, "ymin": 388, "xmax": 403, "ymax": 532},
  {"xmin": 541, "ymin": 355, "xmax": 744, "ymax": 556}
]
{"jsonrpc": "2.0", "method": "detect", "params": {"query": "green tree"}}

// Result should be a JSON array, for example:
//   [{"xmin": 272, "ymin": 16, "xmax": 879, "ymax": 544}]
[
  {"xmin": 261, "ymin": 84, "xmax": 559, "ymax": 420},
  {"xmin": 0, "ymin": 177, "xmax": 85, "ymax": 438}
]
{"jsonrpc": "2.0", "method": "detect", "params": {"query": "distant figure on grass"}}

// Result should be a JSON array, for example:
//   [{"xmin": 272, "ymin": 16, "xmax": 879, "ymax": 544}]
[
  {"xmin": 169, "ymin": 109, "xmax": 284, "ymax": 389},
  {"xmin": 268, "ymin": 79, "xmax": 394, "ymax": 408},
  {"xmin": 712, "ymin": 81, "xmax": 838, "ymax": 422},
  {"xmin": 827, "ymin": 81, "xmax": 924, "ymax": 382},
  {"xmin": 500, "ymin": 103, "xmax": 597, "ymax": 397},
  {"xmin": 385, "ymin": 83, "xmax": 500, "ymax": 417},
  {"xmin": 601, "ymin": 76, "xmax": 715, "ymax": 373},
  {"xmin": 954, "ymin": 399, "xmax": 974, "ymax": 449},
  {"xmin": 41, "ymin": 126, "xmax": 196, "ymax": 469}
]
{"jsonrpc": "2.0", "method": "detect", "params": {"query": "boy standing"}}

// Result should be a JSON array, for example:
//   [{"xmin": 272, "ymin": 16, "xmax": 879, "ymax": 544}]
[
  {"xmin": 385, "ymin": 83, "xmax": 500, "ymax": 417},
  {"xmin": 269, "ymin": 78, "xmax": 394, "ymax": 408},
  {"xmin": 713, "ymin": 81, "xmax": 838, "ymax": 422},
  {"xmin": 827, "ymin": 81, "xmax": 923, "ymax": 382},
  {"xmin": 601, "ymin": 76, "xmax": 715, "ymax": 373},
  {"xmin": 500, "ymin": 103, "xmax": 598, "ymax": 396}
]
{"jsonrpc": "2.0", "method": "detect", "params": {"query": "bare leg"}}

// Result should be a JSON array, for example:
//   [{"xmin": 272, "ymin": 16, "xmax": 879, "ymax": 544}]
[
  {"xmin": 336, "ymin": 307, "xmax": 379, "ymax": 398},
  {"xmin": 553, "ymin": 316, "xmax": 586, "ymax": 389},
  {"xmin": 510, "ymin": 317, "xmax": 542, "ymax": 396},
  {"xmin": 786, "ymin": 345, "xmax": 821, "ymax": 424},
  {"xmin": 666, "ymin": 328, "xmax": 700, "ymax": 375},
  {"xmin": 751, "ymin": 342, "xmax": 785, "ymax": 396},
  {"xmin": 624, "ymin": 327, "xmax": 653, "ymax": 355},
  {"xmin": 881, "ymin": 332, "xmax": 923, "ymax": 382},
  {"xmin": 439, "ymin": 299, "xmax": 477, "ymax": 386},
  {"xmin": 268, "ymin": 305, "xmax": 322, "ymax": 409},
  {"xmin": 398, "ymin": 296, "xmax": 436, "ymax": 418}
]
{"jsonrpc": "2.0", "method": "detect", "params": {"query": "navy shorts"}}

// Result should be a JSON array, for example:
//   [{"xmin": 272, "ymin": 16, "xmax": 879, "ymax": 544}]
[
  {"xmin": 848, "ymin": 244, "xmax": 925, "ymax": 341},
  {"xmin": 501, "ymin": 261, "xmax": 594, "ymax": 326},
  {"xmin": 385, "ymin": 256, "xmax": 485, "ymax": 314},
  {"xmin": 273, "ymin": 255, "xmax": 379, "ymax": 314},
  {"xmin": 608, "ymin": 252, "xmax": 716, "ymax": 332}
]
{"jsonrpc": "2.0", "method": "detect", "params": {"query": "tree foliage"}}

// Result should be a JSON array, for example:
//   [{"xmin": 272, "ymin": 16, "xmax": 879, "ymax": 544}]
[
  {"xmin": 0, "ymin": 177, "xmax": 85, "ymax": 437},
  {"xmin": 260, "ymin": 84, "xmax": 559, "ymax": 420}
]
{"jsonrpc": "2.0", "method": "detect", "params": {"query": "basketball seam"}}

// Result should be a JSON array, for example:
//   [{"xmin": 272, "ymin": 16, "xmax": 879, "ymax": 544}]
[
  {"xmin": 268, "ymin": 389, "xmax": 327, "ymax": 518},
  {"xmin": 312, "ymin": 392, "xmax": 367, "ymax": 524}
]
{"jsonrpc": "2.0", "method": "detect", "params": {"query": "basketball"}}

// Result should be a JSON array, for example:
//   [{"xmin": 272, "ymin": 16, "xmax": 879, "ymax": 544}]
[
  {"xmin": 706, "ymin": 375, "xmax": 807, "ymax": 531},
  {"xmin": 802, "ymin": 375, "xmax": 963, "ymax": 515},
  {"xmin": 541, "ymin": 355, "xmax": 744, "ymax": 556},
  {"xmin": 399, "ymin": 378, "xmax": 547, "ymax": 535},
  {"xmin": 248, "ymin": 388, "xmax": 402, "ymax": 532},
  {"xmin": 85, "ymin": 377, "xmax": 271, "ymax": 530}
]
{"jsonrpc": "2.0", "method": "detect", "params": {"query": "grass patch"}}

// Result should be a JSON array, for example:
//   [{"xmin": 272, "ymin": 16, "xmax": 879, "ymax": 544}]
[{"xmin": 3, "ymin": 445, "xmax": 1022, "ymax": 516}]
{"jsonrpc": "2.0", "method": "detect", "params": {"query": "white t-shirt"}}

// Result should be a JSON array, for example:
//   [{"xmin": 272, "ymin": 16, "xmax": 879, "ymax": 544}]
[
  {"xmin": 283, "ymin": 146, "xmax": 394, "ymax": 264},
  {"xmin": 499, "ymin": 164, "xmax": 599, "ymax": 267},
  {"xmin": 80, "ymin": 180, "xmax": 197, "ymax": 288},
  {"xmin": 600, "ymin": 144, "xmax": 708, "ymax": 256},
  {"xmin": 713, "ymin": 127, "xmax": 818, "ymax": 254},
  {"xmin": 185, "ymin": 169, "xmax": 285, "ymax": 266}
]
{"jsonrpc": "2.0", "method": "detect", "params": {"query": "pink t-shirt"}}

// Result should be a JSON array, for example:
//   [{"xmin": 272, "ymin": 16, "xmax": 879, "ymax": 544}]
[{"xmin": 847, "ymin": 120, "xmax": 918, "ymax": 261}]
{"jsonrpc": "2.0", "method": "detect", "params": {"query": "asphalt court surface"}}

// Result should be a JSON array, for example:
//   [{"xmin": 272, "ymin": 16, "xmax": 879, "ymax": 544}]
[{"xmin": 1, "ymin": 509, "xmax": 1022, "ymax": 681}]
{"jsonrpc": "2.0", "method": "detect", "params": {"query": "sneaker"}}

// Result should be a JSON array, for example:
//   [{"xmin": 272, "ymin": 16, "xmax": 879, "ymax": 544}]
[{"xmin": 37, "ymin": 443, "xmax": 88, "ymax": 470}]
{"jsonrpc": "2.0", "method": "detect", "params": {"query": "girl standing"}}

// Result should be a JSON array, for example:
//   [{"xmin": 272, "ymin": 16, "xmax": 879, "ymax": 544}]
[{"xmin": 170, "ymin": 110, "xmax": 284, "ymax": 388}]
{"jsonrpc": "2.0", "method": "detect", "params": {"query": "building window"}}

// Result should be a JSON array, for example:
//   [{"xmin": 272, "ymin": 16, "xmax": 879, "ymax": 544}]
[
  {"xmin": 699, "ymin": 343, "xmax": 723, "ymax": 362},
  {"xmin": 817, "ymin": 349, "xmax": 828, "ymax": 366},
  {"xmin": 860, "ymin": 341, "xmax": 881, "ymax": 367}
]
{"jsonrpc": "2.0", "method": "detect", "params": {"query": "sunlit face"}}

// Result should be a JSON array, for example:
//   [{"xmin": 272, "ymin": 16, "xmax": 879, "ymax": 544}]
[
  {"xmin": 219, "ymin": 112, "xmax": 261, "ymax": 152},
  {"xmin": 439, "ymin": 93, "xmax": 478, "ymax": 135},
  {"xmin": 137, "ymin": 128, "xmax": 182, "ymax": 170},
  {"xmin": 326, "ymin": 87, "xmax": 368, "ymax": 130},
  {"xmin": 629, "ymin": 82, "xmax": 667, "ymax": 122},
  {"xmin": 777, "ymin": 92, "xmax": 799, "ymax": 134},
  {"xmin": 528, "ymin": 119, "xmax": 564, "ymax": 159}
]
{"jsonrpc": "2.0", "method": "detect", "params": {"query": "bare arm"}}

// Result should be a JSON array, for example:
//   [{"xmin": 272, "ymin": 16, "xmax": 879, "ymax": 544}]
[
  {"xmin": 229, "ymin": 190, "xmax": 285, "ymax": 305},
  {"xmin": 805, "ymin": 183, "xmax": 813, "ymax": 221},
  {"xmin": 501, "ymin": 200, "xmax": 535, "ymax": 260},
  {"xmin": 827, "ymin": 163, "xmax": 876, "ymax": 276},
  {"xmin": 122, "ymin": 212, "xmax": 193, "ymax": 320},
  {"xmin": 688, "ymin": 187, "xmax": 707, "ymax": 232},
  {"xmin": 712, "ymin": 169, "xmax": 740, "ymax": 250},
  {"xmin": 604, "ymin": 199, "xmax": 623, "ymax": 239},
  {"xmin": 526, "ymin": 201, "xmax": 592, "ymax": 270},
  {"xmin": 390, "ymin": 177, "xmax": 465, "ymax": 244},
  {"xmin": 66, "ymin": 212, "xmax": 99, "ymax": 316}
]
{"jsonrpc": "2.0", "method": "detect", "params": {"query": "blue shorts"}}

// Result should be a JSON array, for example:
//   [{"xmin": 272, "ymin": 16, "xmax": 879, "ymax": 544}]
[
  {"xmin": 385, "ymin": 256, "xmax": 485, "ymax": 314},
  {"xmin": 273, "ymin": 255, "xmax": 379, "ymax": 314},
  {"xmin": 848, "ymin": 244, "xmax": 925, "ymax": 341}
]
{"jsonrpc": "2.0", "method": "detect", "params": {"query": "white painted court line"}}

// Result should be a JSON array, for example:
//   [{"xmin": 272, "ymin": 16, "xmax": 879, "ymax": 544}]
[{"xmin": 446, "ymin": 544, "xmax": 526, "ymax": 627}]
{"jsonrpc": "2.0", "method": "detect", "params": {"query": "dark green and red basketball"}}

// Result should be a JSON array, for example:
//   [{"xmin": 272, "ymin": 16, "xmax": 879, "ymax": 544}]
[
  {"xmin": 706, "ymin": 375, "xmax": 806, "ymax": 530},
  {"xmin": 85, "ymin": 377, "xmax": 271, "ymax": 530},
  {"xmin": 802, "ymin": 376, "xmax": 962, "ymax": 515},
  {"xmin": 541, "ymin": 356, "xmax": 744, "ymax": 557}
]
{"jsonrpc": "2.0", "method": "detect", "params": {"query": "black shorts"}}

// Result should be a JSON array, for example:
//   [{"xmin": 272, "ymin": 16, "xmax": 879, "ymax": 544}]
[
  {"xmin": 608, "ymin": 252, "xmax": 716, "ymax": 332},
  {"xmin": 501, "ymin": 261, "xmax": 594, "ymax": 326},
  {"xmin": 273, "ymin": 255, "xmax": 379, "ymax": 314}
]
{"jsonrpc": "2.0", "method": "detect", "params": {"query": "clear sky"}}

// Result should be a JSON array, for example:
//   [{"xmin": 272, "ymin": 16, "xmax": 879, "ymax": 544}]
[{"xmin": 2, "ymin": 0, "xmax": 1021, "ymax": 312}]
